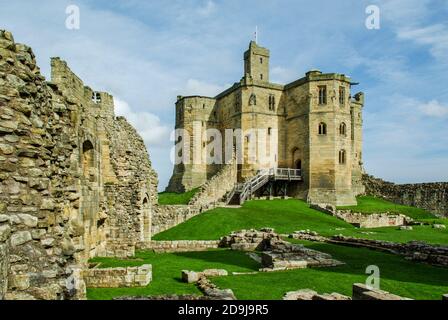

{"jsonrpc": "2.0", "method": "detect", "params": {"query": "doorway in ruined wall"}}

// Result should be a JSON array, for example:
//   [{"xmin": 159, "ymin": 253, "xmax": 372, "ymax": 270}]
[
  {"xmin": 82, "ymin": 141, "xmax": 95, "ymax": 180},
  {"xmin": 81, "ymin": 139, "xmax": 102, "ymax": 258},
  {"xmin": 141, "ymin": 197, "xmax": 151, "ymax": 242}
]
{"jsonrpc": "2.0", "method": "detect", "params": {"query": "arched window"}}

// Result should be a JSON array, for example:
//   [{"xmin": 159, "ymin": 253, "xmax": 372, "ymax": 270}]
[
  {"xmin": 339, "ymin": 149, "xmax": 346, "ymax": 164},
  {"xmin": 249, "ymin": 94, "xmax": 257, "ymax": 106},
  {"xmin": 318, "ymin": 122, "xmax": 327, "ymax": 135},
  {"xmin": 339, "ymin": 122, "xmax": 347, "ymax": 136}
]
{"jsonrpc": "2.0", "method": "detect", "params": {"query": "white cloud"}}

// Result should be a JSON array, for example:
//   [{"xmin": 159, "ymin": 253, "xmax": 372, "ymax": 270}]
[
  {"xmin": 397, "ymin": 24, "xmax": 448, "ymax": 61},
  {"xmin": 197, "ymin": 0, "xmax": 216, "ymax": 16},
  {"xmin": 418, "ymin": 99, "xmax": 448, "ymax": 118},
  {"xmin": 114, "ymin": 98, "xmax": 171, "ymax": 148},
  {"xmin": 183, "ymin": 79, "xmax": 228, "ymax": 97}
]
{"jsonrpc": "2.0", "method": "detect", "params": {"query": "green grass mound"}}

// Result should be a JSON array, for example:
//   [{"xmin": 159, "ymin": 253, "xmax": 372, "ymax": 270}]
[
  {"xmin": 87, "ymin": 249, "xmax": 259, "ymax": 300},
  {"xmin": 153, "ymin": 199, "xmax": 354, "ymax": 241},
  {"xmin": 153, "ymin": 199, "xmax": 448, "ymax": 245},
  {"xmin": 158, "ymin": 188, "xmax": 199, "ymax": 205},
  {"xmin": 87, "ymin": 243, "xmax": 448, "ymax": 300},
  {"xmin": 338, "ymin": 196, "xmax": 436, "ymax": 220}
]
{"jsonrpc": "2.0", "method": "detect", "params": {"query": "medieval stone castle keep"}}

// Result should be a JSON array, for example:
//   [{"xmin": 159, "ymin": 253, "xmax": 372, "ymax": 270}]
[{"xmin": 167, "ymin": 41, "xmax": 365, "ymax": 206}]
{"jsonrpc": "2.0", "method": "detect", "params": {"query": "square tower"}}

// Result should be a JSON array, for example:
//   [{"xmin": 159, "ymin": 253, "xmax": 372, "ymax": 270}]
[{"xmin": 244, "ymin": 41, "xmax": 270, "ymax": 82}]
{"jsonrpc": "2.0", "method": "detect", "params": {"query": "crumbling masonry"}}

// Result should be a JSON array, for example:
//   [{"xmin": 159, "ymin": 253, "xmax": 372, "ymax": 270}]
[{"xmin": 0, "ymin": 30, "xmax": 158, "ymax": 300}]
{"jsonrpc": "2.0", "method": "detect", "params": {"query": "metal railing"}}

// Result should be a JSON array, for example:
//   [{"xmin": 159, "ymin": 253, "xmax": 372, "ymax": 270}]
[{"xmin": 231, "ymin": 168, "xmax": 303, "ymax": 205}]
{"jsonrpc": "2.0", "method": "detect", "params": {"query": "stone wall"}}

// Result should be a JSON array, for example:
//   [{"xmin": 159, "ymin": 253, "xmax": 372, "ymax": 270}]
[
  {"xmin": 363, "ymin": 174, "xmax": 448, "ymax": 217},
  {"xmin": 138, "ymin": 240, "xmax": 220, "ymax": 253},
  {"xmin": 334, "ymin": 210, "xmax": 408, "ymax": 228},
  {"xmin": 330, "ymin": 235, "xmax": 448, "ymax": 267},
  {"xmin": 84, "ymin": 264, "xmax": 152, "ymax": 288},
  {"xmin": 310, "ymin": 204, "xmax": 411, "ymax": 228},
  {"xmin": 0, "ymin": 30, "xmax": 157, "ymax": 300}
]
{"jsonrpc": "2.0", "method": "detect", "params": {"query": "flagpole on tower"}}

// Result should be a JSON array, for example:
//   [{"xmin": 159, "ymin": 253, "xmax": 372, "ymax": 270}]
[{"xmin": 255, "ymin": 26, "xmax": 258, "ymax": 44}]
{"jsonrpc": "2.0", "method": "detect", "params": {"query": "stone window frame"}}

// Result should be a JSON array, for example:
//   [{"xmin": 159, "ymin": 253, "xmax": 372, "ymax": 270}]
[
  {"xmin": 339, "ymin": 122, "xmax": 347, "ymax": 136},
  {"xmin": 268, "ymin": 95, "xmax": 276, "ymax": 111},
  {"xmin": 339, "ymin": 86, "xmax": 345, "ymax": 106},
  {"xmin": 318, "ymin": 122, "xmax": 327, "ymax": 135},
  {"xmin": 249, "ymin": 93, "xmax": 257, "ymax": 106},
  {"xmin": 318, "ymin": 86, "xmax": 327, "ymax": 105},
  {"xmin": 92, "ymin": 91, "xmax": 101, "ymax": 104},
  {"xmin": 339, "ymin": 149, "xmax": 346, "ymax": 164}
]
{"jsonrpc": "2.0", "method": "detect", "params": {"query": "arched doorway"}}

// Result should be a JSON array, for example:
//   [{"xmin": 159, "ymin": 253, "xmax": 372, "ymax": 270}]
[
  {"xmin": 82, "ymin": 140, "xmax": 94, "ymax": 179},
  {"xmin": 295, "ymin": 159, "xmax": 302, "ymax": 171}
]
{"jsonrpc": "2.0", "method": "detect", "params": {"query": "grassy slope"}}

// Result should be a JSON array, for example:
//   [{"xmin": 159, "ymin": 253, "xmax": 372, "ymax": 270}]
[
  {"xmin": 213, "ymin": 240, "xmax": 448, "ymax": 300},
  {"xmin": 158, "ymin": 188, "xmax": 199, "ymax": 205},
  {"xmin": 87, "ymin": 243, "xmax": 448, "ymax": 300},
  {"xmin": 87, "ymin": 249, "xmax": 259, "ymax": 300},
  {"xmin": 153, "ymin": 199, "xmax": 448, "ymax": 245},
  {"xmin": 338, "ymin": 196, "xmax": 436, "ymax": 220},
  {"xmin": 153, "ymin": 199, "xmax": 354, "ymax": 240}
]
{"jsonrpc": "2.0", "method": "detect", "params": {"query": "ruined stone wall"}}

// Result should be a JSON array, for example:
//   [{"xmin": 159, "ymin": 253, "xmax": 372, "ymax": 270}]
[
  {"xmin": 0, "ymin": 30, "xmax": 157, "ymax": 300},
  {"xmin": 363, "ymin": 174, "xmax": 448, "ymax": 217},
  {"xmin": 104, "ymin": 117, "xmax": 158, "ymax": 246}
]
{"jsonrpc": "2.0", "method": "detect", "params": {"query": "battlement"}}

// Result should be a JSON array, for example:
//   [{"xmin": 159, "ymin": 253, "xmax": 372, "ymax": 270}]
[{"xmin": 50, "ymin": 57, "xmax": 115, "ymax": 118}]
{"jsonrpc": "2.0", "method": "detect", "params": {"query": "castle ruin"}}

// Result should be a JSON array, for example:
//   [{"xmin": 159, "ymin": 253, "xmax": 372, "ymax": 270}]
[{"xmin": 0, "ymin": 30, "xmax": 157, "ymax": 300}]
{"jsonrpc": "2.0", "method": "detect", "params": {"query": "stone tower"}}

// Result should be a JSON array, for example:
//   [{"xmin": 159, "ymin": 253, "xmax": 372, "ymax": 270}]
[{"xmin": 244, "ymin": 41, "xmax": 270, "ymax": 82}]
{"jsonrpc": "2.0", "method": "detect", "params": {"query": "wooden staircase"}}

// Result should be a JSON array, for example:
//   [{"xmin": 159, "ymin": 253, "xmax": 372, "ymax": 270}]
[{"xmin": 227, "ymin": 168, "xmax": 302, "ymax": 205}]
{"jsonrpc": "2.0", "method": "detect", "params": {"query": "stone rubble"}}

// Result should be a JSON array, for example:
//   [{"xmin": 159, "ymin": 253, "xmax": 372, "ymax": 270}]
[
  {"xmin": 220, "ymin": 229, "xmax": 343, "ymax": 271},
  {"xmin": 182, "ymin": 269, "xmax": 228, "ymax": 284}
]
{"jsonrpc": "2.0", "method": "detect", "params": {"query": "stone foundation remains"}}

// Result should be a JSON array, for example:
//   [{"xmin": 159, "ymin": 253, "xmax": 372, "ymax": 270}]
[
  {"xmin": 84, "ymin": 264, "xmax": 152, "ymax": 288},
  {"xmin": 182, "ymin": 269, "xmax": 228, "ymax": 284},
  {"xmin": 352, "ymin": 283, "xmax": 411, "ymax": 300},
  {"xmin": 219, "ymin": 229, "xmax": 343, "ymax": 271},
  {"xmin": 138, "ymin": 240, "xmax": 220, "ymax": 253},
  {"xmin": 283, "ymin": 289, "xmax": 351, "ymax": 301},
  {"xmin": 311, "ymin": 204, "xmax": 413, "ymax": 228}
]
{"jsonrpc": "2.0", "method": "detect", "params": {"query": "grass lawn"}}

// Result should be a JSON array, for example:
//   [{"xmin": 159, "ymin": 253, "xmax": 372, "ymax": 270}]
[
  {"xmin": 338, "ymin": 196, "xmax": 436, "ymax": 220},
  {"xmin": 212, "ymin": 240, "xmax": 448, "ymax": 300},
  {"xmin": 158, "ymin": 188, "xmax": 199, "ymax": 205},
  {"xmin": 87, "ymin": 249, "xmax": 259, "ymax": 300},
  {"xmin": 153, "ymin": 199, "xmax": 448, "ymax": 245},
  {"xmin": 87, "ymin": 242, "xmax": 448, "ymax": 300}
]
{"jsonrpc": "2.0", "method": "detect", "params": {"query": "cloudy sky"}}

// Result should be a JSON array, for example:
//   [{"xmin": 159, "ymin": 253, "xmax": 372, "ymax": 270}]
[{"xmin": 1, "ymin": 0, "xmax": 447, "ymax": 189}]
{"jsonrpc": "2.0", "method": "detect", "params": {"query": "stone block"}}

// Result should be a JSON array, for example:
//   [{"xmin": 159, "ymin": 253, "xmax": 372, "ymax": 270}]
[{"xmin": 10, "ymin": 231, "xmax": 32, "ymax": 247}]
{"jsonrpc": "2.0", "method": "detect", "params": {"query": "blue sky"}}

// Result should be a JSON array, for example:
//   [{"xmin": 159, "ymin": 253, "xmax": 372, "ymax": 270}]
[{"xmin": 1, "ymin": 0, "xmax": 447, "ymax": 189}]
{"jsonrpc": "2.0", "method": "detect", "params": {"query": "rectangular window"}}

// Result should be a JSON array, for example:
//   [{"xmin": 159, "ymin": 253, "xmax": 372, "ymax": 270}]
[
  {"xmin": 339, "ymin": 86, "xmax": 345, "ymax": 105},
  {"xmin": 318, "ymin": 86, "xmax": 327, "ymax": 105}
]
